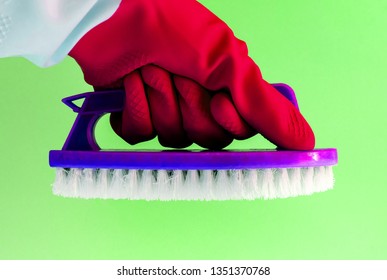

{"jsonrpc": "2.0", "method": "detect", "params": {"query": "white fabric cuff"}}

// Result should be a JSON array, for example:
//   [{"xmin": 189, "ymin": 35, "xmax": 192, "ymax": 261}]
[{"xmin": 0, "ymin": 0, "xmax": 121, "ymax": 67}]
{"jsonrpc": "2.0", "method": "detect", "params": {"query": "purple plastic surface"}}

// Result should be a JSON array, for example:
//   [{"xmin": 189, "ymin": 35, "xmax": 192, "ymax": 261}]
[
  {"xmin": 49, "ymin": 84, "xmax": 338, "ymax": 170},
  {"xmin": 49, "ymin": 149, "xmax": 338, "ymax": 169}
]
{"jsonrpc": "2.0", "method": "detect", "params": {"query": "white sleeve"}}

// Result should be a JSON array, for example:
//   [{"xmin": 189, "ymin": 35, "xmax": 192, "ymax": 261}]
[{"xmin": 0, "ymin": 0, "xmax": 121, "ymax": 67}]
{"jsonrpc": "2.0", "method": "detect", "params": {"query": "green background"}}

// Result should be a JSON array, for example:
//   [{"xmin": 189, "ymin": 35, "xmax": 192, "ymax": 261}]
[{"xmin": 0, "ymin": 0, "xmax": 386, "ymax": 259}]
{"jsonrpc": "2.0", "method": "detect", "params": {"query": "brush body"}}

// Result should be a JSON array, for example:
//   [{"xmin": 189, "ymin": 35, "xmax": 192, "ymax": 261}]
[{"xmin": 49, "ymin": 86, "xmax": 338, "ymax": 200}]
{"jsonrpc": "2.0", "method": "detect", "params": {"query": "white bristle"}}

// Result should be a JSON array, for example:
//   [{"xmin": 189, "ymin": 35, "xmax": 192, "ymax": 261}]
[
  {"xmin": 288, "ymin": 168, "xmax": 302, "ymax": 197},
  {"xmin": 242, "ymin": 169, "xmax": 257, "ymax": 199},
  {"xmin": 96, "ymin": 169, "xmax": 109, "ymax": 198},
  {"xmin": 124, "ymin": 169, "xmax": 139, "ymax": 199},
  {"xmin": 302, "ymin": 167, "xmax": 315, "ymax": 196},
  {"xmin": 52, "ymin": 166, "xmax": 335, "ymax": 200},
  {"xmin": 184, "ymin": 170, "xmax": 200, "ymax": 199}
]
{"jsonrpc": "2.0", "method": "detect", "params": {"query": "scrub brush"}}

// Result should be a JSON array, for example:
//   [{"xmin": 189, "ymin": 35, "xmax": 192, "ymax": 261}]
[{"xmin": 49, "ymin": 84, "xmax": 338, "ymax": 200}]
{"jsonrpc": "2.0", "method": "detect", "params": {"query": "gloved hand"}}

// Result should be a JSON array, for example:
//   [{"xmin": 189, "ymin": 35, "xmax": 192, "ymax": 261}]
[
  {"xmin": 108, "ymin": 64, "xmax": 256, "ymax": 149},
  {"xmin": 69, "ymin": 0, "xmax": 315, "ymax": 150}
]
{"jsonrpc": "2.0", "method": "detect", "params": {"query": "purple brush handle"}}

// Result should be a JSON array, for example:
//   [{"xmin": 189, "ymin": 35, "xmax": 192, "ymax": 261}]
[
  {"xmin": 60, "ymin": 83, "xmax": 298, "ymax": 151},
  {"xmin": 50, "ymin": 84, "xmax": 338, "ymax": 169},
  {"xmin": 61, "ymin": 90, "xmax": 125, "ymax": 151}
]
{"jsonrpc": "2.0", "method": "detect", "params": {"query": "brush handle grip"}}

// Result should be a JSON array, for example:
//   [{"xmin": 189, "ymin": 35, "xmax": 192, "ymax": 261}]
[
  {"xmin": 62, "ymin": 90, "xmax": 125, "ymax": 113},
  {"xmin": 62, "ymin": 90, "xmax": 125, "ymax": 151},
  {"xmin": 60, "ymin": 84, "xmax": 298, "ymax": 151}
]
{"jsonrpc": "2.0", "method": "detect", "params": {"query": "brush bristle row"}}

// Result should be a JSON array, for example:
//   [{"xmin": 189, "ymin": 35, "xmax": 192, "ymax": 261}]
[{"xmin": 52, "ymin": 166, "xmax": 334, "ymax": 200}]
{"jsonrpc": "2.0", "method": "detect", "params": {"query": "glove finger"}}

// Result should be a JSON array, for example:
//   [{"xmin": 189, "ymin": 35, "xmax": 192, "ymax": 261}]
[
  {"xmin": 140, "ymin": 65, "xmax": 192, "ymax": 148},
  {"xmin": 173, "ymin": 75, "xmax": 233, "ymax": 149},
  {"xmin": 232, "ymin": 78, "xmax": 315, "ymax": 150},
  {"xmin": 210, "ymin": 92, "xmax": 256, "ymax": 140},
  {"xmin": 110, "ymin": 70, "xmax": 155, "ymax": 145}
]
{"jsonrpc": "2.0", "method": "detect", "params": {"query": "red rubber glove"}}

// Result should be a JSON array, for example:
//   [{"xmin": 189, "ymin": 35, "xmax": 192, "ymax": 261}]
[
  {"xmin": 69, "ymin": 0, "xmax": 315, "ymax": 150},
  {"xmin": 109, "ymin": 64, "xmax": 255, "ymax": 149}
]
